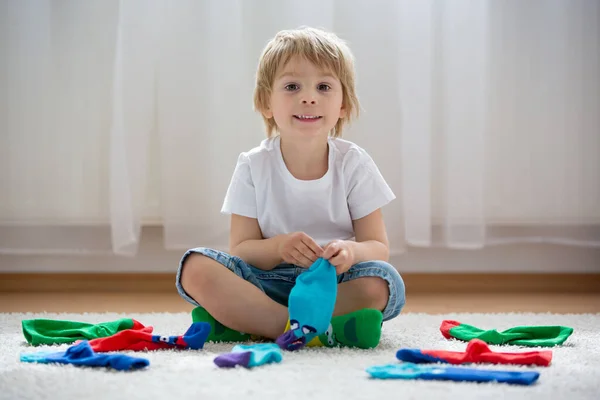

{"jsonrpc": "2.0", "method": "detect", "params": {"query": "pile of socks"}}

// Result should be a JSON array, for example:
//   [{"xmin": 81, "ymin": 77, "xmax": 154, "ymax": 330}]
[
  {"xmin": 365, "ymin": 320, "xmax": 574, "ymax": 385},
  {"xmin": 20, "ymin": 318, "xmax": 211, "ymax": 371}
]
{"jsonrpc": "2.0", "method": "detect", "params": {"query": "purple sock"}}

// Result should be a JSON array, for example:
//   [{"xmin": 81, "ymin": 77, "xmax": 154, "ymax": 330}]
[
  {"xmin": 214, "ymin": 343, "xmax": 282, "ymax": 369},
  {"xmin": 214, "ymin": 351, "xmax": 252, "ymax": 368}
]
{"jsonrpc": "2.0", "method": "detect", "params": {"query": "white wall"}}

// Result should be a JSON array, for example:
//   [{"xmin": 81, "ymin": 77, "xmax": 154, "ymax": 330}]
[
  {"xmin": 0, "ymin": 227, "xmax": 598, "ymax": 273},
  {"xmin": 1, "ymin": 1, "xmax": 599, "ymax": 260}
]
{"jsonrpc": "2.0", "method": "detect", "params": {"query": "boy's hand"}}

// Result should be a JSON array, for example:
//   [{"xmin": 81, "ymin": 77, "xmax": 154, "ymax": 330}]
[
  {"xmin": 323, "ymin": 240, "xmax": 355, "ymax": 275},
  {"xmin": 278, "ymin": 232, "xmax": 324, "ymax": 268}
]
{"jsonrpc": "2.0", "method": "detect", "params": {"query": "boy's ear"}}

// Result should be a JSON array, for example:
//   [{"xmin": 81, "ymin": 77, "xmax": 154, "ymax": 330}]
[
  {"xmin": 263, "ymin": 108, "xmax": 273, "ymax": 119},
  {"xmin": 339, "ymin": 104, "xmax": 347, "ymax": 119}
]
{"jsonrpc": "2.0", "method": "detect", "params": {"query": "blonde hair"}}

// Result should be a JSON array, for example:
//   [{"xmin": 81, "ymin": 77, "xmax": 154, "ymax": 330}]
[{"xmin": 253, "ymin": 27, "xmax": 360, "ymax": 138}]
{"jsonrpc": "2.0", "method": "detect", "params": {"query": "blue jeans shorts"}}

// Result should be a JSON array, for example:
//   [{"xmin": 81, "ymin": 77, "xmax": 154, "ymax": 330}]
[{"xmin": 175, "ymin": 247, "xmax": 406, "ymax": 322}]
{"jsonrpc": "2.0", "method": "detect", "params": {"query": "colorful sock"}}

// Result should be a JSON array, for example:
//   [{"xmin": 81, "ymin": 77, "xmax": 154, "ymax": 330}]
[
  {"xmin": 213, "ymin": 343, "xmax": 282, "ymax": 369},
  {"xmin": 441, "ymin": 320, "xmax": 574, "ymax": 347},
  {"xmin": 301, "ymin": 308, "xmax": 383, "ymax": 349},
  {"xmin": 396, "ymin": 338, "xmax": 552, "ymax": 366},
  {"xmin": 20, "ymin": 340, "xmax": 149, "ymax": 371},
  {"xmin": 366, "ymin": 363, "xmax": 539, "ymax": 385},
  {"xmin": 22, "ymin": 318, "xmax": 145, "ymax": 346},
  {"xmin": 276, "ymin": 257, "xmax": 337, "ymax": 351},
  {"xmin": 86, "ymin": 322, "xmax": 210, "ymax": 352},
  {"xmin": 191, "ymin": 307, "xmax": 251, "ymax": 343}
]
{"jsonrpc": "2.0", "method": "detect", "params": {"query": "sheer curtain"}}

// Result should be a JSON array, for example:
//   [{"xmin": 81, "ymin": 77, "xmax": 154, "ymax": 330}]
[{"xmin": 1, "ymin": 0, "xmax": 599, "ymax": 257}]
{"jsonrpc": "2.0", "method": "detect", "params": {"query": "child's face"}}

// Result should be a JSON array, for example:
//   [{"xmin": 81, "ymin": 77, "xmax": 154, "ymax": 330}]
[{"xmin": 264, "ymin": 56, "xmax": 346, "ymax": 139}]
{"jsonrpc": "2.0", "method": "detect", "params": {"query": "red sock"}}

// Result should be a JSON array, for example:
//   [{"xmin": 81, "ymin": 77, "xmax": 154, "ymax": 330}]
[
  {"xmin": 86, "ymin": 322, "xmax": 210, "ymax": 352},
  {"xmin": 396, "ymin": 339, "xmax": 552, "ymax": 366}
]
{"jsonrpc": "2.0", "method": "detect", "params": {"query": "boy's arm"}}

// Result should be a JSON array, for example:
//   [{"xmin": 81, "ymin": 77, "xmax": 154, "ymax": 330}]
[
  {"xmin": 228, "ymin": 214, "xmax": 283, "ymax": 270},
  {"xmin": 348, "ymin": 208, "xmax": 390, "ymax": 263}
]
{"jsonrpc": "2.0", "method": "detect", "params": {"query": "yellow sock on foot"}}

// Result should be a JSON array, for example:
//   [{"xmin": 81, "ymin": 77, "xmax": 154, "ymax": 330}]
[{"xmin": 307, "ymin": 336, "xmax": 323, "ymax": 347}]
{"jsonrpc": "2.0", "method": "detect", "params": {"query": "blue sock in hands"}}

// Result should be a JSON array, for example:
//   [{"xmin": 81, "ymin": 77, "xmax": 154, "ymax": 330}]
[
  {"xmin": 276, "ymin": 257, "xmax": 337, "ymax": 351},
  {"xmin": 20, "ymin": 340, "xmax": 149, "ymax": 371},
  {"xmin": 214, "ymin": 343, "xmax": 282, "ymax": 368}
]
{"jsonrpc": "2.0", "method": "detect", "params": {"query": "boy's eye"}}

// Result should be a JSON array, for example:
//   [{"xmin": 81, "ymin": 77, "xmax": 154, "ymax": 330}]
[
  {"xmin": 318, "ymin": 84, "xmax": 331, "ymax": 91},
  {"xmin": 285, "ymin": 84, "xmax": 299, "ymax": 91}
]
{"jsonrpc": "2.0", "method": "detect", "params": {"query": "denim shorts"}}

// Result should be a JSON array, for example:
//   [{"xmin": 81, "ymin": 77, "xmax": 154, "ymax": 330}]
[{"xmin": 175, "ymin": 247, "xmax": 406, "ymax": 322}]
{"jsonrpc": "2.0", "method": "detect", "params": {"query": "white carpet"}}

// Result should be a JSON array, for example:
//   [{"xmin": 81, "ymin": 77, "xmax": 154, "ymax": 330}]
[{"xmin": 1, "ymin": 312, "xmax": 599, "ymax": 400}]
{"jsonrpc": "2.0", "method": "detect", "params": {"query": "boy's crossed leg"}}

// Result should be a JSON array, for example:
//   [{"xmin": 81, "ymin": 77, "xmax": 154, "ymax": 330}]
[{"xmin": 180, "ymin": 254, "xmax": 388, "ymax": 349}]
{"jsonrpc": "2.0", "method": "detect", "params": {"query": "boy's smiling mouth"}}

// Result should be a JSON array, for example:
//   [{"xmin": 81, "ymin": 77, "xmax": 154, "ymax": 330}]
[{"xmin": 294, "ymin": 114, "xmax": 322, "ymax": 121}]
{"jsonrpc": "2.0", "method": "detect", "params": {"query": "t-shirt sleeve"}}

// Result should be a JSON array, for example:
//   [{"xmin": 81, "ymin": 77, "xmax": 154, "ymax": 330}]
[
  {"xmin": 221, "ymin": 152, "xmax": 257, "ymax": 218},
  {"xmin": 346, "ymin": 149, "xmax": 396, "ymax": 220}
]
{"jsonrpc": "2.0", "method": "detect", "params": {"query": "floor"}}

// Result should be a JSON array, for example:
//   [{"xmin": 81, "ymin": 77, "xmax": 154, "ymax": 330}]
[
  {"xmin": 1, "ymin": 292, "xmax": 599, "ymax": 313},
  {"xmin": 5, "ymin": 311, "xmax": 598, "ymax": 400}
]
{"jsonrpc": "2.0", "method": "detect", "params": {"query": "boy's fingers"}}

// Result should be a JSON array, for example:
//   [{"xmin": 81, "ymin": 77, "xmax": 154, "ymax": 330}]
[
  {"xmin": 302, "ymin": 237, "xmax": 323, "ymax": 257},
  {"xmin": 323, "ymin": 242, "xmax": 339, "ymax": 259},
  {"xmin": 329, "ymin": 249, "xmax": 347, "ymax": 265},
  {"xmin": 291, "ymin": 249, "xmax": 312, "ymax": 267},
  {"xmin": 296, "ymin": 243, "xmax": 316, "ymax": 261}
]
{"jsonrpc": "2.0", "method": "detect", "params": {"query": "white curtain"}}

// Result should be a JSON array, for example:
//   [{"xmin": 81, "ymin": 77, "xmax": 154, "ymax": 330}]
[{"xmin": 1, "ymin": 0, "xmax": 599, "ymax": 257}]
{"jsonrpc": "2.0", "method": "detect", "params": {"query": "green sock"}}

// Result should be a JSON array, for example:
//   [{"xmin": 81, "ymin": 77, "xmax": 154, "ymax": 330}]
[
  {"xmin": 440, "ymin": 320, "xmax": 574, "ymax": 347},
  {"xmin": 193, "ymin": 307, "xmax": 384, "ymax": 348},
  {"xmin": 22, "ymin": 318, "xmax": 140, "ymax": 346},
  {"xmin": 191, "ymin": 307, "xmax": 251, "ymax": 342},
  {"xmin": 306, "ymin": 308, "xmax": 383, "ymax": 349}
]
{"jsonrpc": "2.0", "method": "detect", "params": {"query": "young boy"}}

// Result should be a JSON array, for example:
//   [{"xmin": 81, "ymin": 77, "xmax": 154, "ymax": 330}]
[{"xmin": 176, "ymin": 27, "xmax": 405, "ymax": 348}]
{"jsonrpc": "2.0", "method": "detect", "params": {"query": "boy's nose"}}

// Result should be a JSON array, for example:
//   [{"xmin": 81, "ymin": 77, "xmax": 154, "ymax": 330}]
[{"xmin": 301, "ymin": 99, "xmax": 317, "ymax": 105}]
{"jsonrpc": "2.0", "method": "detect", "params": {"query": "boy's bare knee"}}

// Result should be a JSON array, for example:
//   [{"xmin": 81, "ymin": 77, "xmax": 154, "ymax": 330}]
[
  {"xmin": 180, "ymin": 254, "xmax": 215, "ymax": 294},
  {"xmin": 358, "ymin": 277, "xmax": 389, "ymax": 312}
]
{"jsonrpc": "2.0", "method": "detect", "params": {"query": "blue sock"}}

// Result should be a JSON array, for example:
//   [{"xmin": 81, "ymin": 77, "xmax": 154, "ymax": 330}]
[
  {"xmin": 20, "ymin": 340, "xmax": 149, "ymax": 371},
  {"xmin": 213, "ymin": 343, "xmax": 282, "ymax": 368},
  {"xmin": 276, "ymin": 257, "xmax": 337, "ymax": 351},
  {"xmin": 366, "ymin": 363, "xmax": 540, "ymax": 385}
]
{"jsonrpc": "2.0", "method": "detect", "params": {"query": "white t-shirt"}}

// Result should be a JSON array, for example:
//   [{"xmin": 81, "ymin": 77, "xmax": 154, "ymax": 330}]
[{"xmin": 221, "ymin": 135, "xmax": 395, "ymax": 247}]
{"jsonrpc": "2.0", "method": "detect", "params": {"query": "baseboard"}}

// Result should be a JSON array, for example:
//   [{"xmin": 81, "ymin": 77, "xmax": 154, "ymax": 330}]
[{"xmin": 1, "ymin": 273, "xmax": 599, "ymax": 294}]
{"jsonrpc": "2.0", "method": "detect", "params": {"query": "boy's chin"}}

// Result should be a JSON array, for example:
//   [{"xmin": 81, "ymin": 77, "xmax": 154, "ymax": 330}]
[
  {"xmin": 283, "ymin": 132, "xmax": 328, "ymax": 142},
  {"xmin": 282, "ymin": 126, "xmax": 331, "ymax": 139}
]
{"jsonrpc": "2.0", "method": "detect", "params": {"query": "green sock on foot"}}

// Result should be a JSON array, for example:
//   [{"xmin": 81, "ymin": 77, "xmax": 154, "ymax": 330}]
[
  {"xmin": 191, "ymin": 307, "xmax": 251, "ymax": 343},
  {"xmin": 194, "ymin": 307, "xmax": 384, "ymax": 348},
  {"xmin": 304, "ymin": 308, "xmax": 383, "ymax": 349}
]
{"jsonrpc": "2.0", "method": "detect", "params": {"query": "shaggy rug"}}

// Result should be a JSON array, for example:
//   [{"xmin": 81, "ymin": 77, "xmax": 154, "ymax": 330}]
[{"xmin": 0, "ymin": 312, "xmax": 598, "ymax": 400}]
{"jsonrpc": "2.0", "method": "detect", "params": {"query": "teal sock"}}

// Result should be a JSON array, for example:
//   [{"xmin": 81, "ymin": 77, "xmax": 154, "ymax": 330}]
[{"xmin": 276, "ymin": 257, "xmax": 337, "ymax": 350}]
